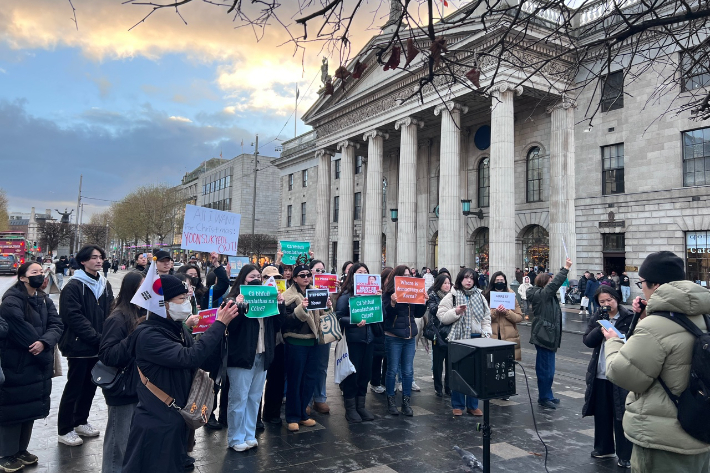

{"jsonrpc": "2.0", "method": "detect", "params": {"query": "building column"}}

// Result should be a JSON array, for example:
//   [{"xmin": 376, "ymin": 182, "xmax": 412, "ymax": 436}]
[
  {"xmin": 362, "ymin": 130, "xmax": 388, "ymax": 272},
  {"xmin": 416, "ymin": 139, "xmax": 431, "ymax": 272},
  {"xmin": 489, "ymin": 82, "xmax": 522, "ymax": 279},
  {"xmin": 314, "ymin": 149, "xmax": 334, "ymax": 262},
  {"xmin": 548, "ymin": 98, "xmax": 577, "ymax": 278},
  {"xmin": 435, "ymin": 102, "xmax": 468, "ymax": 271},
  {"xmin": 394, "ymin": 117, "xmax": 423, "ymax": 267},
  {"xmin": 337, "ymin": 140, "xmax": 358, "ymax": 270}
]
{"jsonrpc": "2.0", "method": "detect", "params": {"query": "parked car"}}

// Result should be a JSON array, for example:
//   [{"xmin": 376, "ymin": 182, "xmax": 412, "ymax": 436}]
[{"xmin": 0, "ymin": 254, "xmax": 18, "ymax": 275}]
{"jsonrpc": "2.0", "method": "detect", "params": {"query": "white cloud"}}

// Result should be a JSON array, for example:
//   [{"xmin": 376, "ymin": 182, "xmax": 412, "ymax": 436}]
[{"xmin": 169, "ymin": 115, "xmax": 192, "ymax": 122}]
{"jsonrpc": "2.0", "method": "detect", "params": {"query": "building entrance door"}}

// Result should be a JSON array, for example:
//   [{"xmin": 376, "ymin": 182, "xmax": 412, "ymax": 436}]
[
  {"xmin": 603, "ymin": 254, "xmax": 626, "ymax": 277},
  {"xmin": 602, "ymin": 233, "xmax": 626, "ymax": 277}
]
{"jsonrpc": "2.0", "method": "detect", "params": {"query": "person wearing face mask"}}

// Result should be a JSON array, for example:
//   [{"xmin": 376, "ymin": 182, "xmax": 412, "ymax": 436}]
[
  {"xmin": 177, "ymin": 264, "xmax": 206, "ymax": 312},
  {"xmin": 200, "ymin": 253, "xmax": 229, "ymax": 312},
  {"xmin": 0, "ymin": 262, "xmax": 63, "ymax": 472},
  {"xmin": 483, "ymin": 272, "xmax": 523, "ymax": 361},
  {"xmin": 121, "ymin": 275, "xmax": 239, "ymax": 473}
]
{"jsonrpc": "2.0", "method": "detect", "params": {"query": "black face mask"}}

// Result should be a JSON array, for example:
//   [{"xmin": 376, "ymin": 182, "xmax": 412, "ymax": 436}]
[
  {"xmin": 191, "ymin": 277, "xmax": 201, "ymax": 287},
  {"xmin": 27, "ymin": 275, "xmax": 45, "ymax": 289},
  {"xmin": 493, "ymin": 282, "xmax": 507, "ymax": 291},
  {"xmin": 248, "ymin": 279, "xmax": 262, "ymax": 286}
]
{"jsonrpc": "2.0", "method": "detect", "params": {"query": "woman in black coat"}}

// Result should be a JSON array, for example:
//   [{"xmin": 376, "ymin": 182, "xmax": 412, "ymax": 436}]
[
  {"xmin": 369, "ymin": 267, "xmax": 392, "ymax": 395},
  {"xmin": 428, "ymin": 273, "xmax": 452, "ymax": 397},
  {"xmin": 0, "ymin": 262, "xmax": 63, "ymax": 471},
  {"xmin": 582, "ymin": 285, "xmax": 633, "ymax": 469}
]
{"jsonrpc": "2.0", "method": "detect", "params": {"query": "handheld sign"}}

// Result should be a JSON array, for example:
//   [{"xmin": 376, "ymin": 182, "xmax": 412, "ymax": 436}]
[
  {"xmin": 227, "ymin": 256, "xmax": 250, "ymax": 279},
  {"xmin": 305, "ymin": 289, "xmax": 329, "ymax": 311},
  {"xmin": 354, "ymin": 274, "xmax": 381, "ymax": 296},
  {"xmin": 181, "ymin": 204, "xmax": 241, "ymax": 256},
  {"xmin": 490, "ymin": 292, "xmax": 516, "ymax": 310},
  {"xmin": 240, "ymin": 285, "xmax": 279, "ymax": 318},
  {"xmin": 349, "ymin": 296, "xmax": 383, "ymax": 324},
  {"xmin": 280, "ymin": 241, "xmax": 310, "ymax": 265},
  {"xmin": 313, "ymin": 273, "xmax": 338, "ymax": 293},
  {"xmin": 192, "ymin": 308, "xmax": 218, "ymax": 334},
  {"xmin": 394, "ymin": 276, "xmax": 426, "ymax": 304}
]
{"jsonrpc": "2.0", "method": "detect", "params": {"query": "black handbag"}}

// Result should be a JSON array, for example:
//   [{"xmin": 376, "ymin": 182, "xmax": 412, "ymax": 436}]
[{"xmin": 91, "ymin": 361, "xmax": 125, "ymax": 395}]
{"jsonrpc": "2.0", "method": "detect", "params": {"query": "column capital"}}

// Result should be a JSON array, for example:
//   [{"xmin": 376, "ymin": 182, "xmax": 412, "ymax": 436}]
[
  {"xmin": 394, "ymin": 117, "xmax": 424, "ymax": 130},
  {"xmin": 363, "ymin": 129, "xmax": 390, "ymax": 141},
  {"xmin": 492, "ymin": 81, "xmax": 523, "ymax": 97},
  {"xmin": 546, "ymin": 96, "xmax": 578, "ymax": 114},
  {"xmin": 315, "ymin": 149, "xmax": 336, "ymax": 159},
  {"xmin": 434, "ymin": 101, "xmax": 469, "ymax": 116},
  {"xmin": 337, "ymin": 140, "xmax": 360, "ymax": 151}
]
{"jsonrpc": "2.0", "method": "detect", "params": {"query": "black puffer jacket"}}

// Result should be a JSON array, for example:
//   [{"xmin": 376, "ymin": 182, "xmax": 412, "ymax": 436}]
[
  {"xmin": 426, "ymin": 289, "xmax": 449, "ymax": 347},
  {"xmin": 582, "ymin": 305, "xmax": 633, "ymax": 420},
  {"xmin": 226, "ymin": 300, "xmax": 285, "ymax": 371},
  {"xmin": 382, "ymin": 291, "xmax": 426, "ymax": 339},
  {"xmin": 99, "ymin": 308, "xmax": 142, "ymax": 406},
  {"xmin": 527, "ymin": 268, "xmax": 567, "ymax": 352},
  {"xmin": 58, "ymin": 277, "xmax": 113, "ymax": 357},
  {"xmin": 0, "ymin": 283, "xmax": 63, "ymax": 424},
  {"xmin": 335, "ymin": 291, "xmax": 383, "ymax": 344}
]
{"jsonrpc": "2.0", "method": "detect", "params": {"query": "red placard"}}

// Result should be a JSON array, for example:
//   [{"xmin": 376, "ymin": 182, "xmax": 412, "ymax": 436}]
[
  {"xmin": 394, "ymin": 276, "xmax": 426, "ymax": 304},
  {"xmin": 192, "ymin": 308, "xmax": 218, "ymax": 334},
  {"xmin": 313, "ymin": 274, "xmax": 338, "ymax": 293}
]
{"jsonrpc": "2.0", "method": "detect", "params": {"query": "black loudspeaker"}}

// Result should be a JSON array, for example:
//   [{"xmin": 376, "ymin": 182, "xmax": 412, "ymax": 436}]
[{"xmin": 448, "ymin": 338, "xmax": 517, "ymax": 399}]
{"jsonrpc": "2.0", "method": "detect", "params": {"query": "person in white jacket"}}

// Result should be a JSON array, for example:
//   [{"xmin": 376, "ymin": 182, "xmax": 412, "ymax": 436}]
[{"xmin": 517, "ymin": 276, "xmax": 532, "ymax": 319}]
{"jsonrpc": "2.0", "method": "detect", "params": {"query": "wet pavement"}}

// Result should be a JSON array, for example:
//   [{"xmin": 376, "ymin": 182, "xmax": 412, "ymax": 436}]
[{"xmin": 1, "ymin": 273, "xmax": 627, "ymax": 473}]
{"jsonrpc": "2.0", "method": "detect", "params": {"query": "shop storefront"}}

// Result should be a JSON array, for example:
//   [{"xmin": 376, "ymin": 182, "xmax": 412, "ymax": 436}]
[{"xmin": 686, "ymin": 231, "xmax": 710, "ymax": 287}]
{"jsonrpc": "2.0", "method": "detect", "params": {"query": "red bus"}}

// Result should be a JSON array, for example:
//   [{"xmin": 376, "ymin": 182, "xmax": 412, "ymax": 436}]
[{"xmin": 0, "ymin": 232, "xmax": 30, "ymax": 274}]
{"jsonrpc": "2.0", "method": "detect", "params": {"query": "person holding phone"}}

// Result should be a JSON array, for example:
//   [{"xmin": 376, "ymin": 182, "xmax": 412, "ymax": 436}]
[{"xmin": 582, "ymin": 286, "xmax": 634, "ymax": 469}]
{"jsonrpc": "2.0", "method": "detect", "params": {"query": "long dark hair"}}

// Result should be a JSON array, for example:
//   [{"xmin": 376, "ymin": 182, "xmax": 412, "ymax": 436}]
[
  {"xmin": 109, "ymin": 270, "xmax": 145, "ymax": 333},
  {"xmin": 227, "ymin": 264, "xmax": 261, "ymax": 298},
  {"xmin": 429, "ymin": 273, "xmax": 452, "ymax": 295},
  {"xmin": 454, "ymin": 267, "xmax": 479, "ymax": 291},
  {"xmin": 482, "ymin": 271, "xmax": 508, "ymax": 303},
  {"xmin": 339, "ymin": 262, "xmax": 370, "ymax": 297},
  {"xmin": 383, "ymin": 265, "xmax": 409, "ymax": 294},
  {"xmin": 177, "ymin": 264, "xmax": 205, "ymax": 299}
]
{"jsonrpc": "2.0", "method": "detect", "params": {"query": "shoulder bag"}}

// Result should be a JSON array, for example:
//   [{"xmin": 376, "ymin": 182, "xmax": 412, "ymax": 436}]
[
  {"xmin": 91, "ymin": 361, "xmax": 126, "ymax": 396},
  {"xmin": 319, "ymin": 309, "xmax": 343, "ymax": 344}
]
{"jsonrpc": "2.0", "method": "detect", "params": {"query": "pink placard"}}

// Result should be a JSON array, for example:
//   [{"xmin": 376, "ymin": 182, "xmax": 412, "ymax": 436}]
[{"xmin": 192, "ymin": 308, "xmax": 218, "ymax": 334}]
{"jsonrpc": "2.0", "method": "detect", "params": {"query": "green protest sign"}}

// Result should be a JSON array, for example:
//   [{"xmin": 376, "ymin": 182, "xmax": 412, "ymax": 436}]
[
  {"xmin": 280, "ymin": 241, "xmax": 310, "ymax": 265},
  {"xmin": 349, "ymin": 295, "xmax": 383, "ymax": 324},
  {"xmin": 240, "ymin": 285, "xmax": 279, "ymax": 318}
]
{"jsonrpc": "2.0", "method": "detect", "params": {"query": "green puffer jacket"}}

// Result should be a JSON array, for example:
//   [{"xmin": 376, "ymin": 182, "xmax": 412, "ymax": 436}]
[
  {"xmin": 605, "ymin": 281, "xmax": 710, "ymax": 455},
  {"xmin": 527, "ymin": 268, "xmax": 568, "ymax": 352}
]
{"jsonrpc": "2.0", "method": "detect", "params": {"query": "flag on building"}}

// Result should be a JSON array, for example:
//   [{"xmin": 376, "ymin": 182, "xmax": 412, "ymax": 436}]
[{"xmin": 130, "ymin": 258, "xmax": 166, "ymax": 318}]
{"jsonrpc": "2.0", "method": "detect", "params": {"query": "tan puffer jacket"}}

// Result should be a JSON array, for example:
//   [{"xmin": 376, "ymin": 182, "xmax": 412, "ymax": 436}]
[
  {"xmin": 605, "ymin": 281, "xmax": 710, "ymax": 455},
  {"xmin": 489, "ymin": 290, "xmax": 523, "ymax": 360}
]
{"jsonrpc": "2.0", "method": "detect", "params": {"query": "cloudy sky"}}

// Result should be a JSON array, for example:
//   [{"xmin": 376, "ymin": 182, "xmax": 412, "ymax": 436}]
[{"xmin": 0, "ymin": 1, "xmax": 396, "ymax": 219}]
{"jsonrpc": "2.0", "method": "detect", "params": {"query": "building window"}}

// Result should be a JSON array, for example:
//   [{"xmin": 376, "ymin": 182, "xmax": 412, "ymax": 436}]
[
  {"xmin": 353, "ymin": 240, "xmax": 360, "ymax": 262},
  {"xmin": 526, "ymin": 146, "xmax": 543, "ymax": 203},
  {"xmin": 288, "ymin": 173, "xmax": 293, "ymax": 191},
  {"xmin": 602, "ymin": 143, "xmax": 625, "ymax": 195},
  {"xmin": 354, "ymin": 192, "xmax": 362, "ymax": 220},
  {"xmin": 522, "ymin": 225, "xmax": 549, "ymax": 270},
  {"xmin": 686, "ymin": 231, "xmax": 710, "ymax": 286},
  {"xmin": 473, "ymin": 228, "xmax": 489, "ymax": 271},
  {"xmin": 478, "ymin": 157, "xmax": 490, "ymax": 208},
  {"xmin": 333, "ymin": 196, "xmax": 339, "ymax": 222},
  {"xmin": 602, "ymin": 233, "xmax": 625, "ymax": 252},
  {"xmin": 302, "ymin": 169, "xmax": 308, "ymax": 187},
  {"xmin": 682, "ymin": 48, "xmax": 710, "ymax": 91},
  {"xmin": 225, "ymin": 198, "xmax": 231, "ymax": 211},
  {"xmin": 355, "ymin": 156, "xmax": 363, "ymax": 174},
  {"xmin": 286, "ymin": 205, "xmax": 292, "ymax": 227},
  {"xmin": 332, "ymin": 242, "xmax": 338, "ymax": 269},
  {"xmin": 683, "ymin": 127, "xmax": 710, "ymax": 186},
  {"xmin": 225, "ymin": 175, "xmax": 231, "ymax": 188},
  {"xmin": 335, "ymin": 159, "xmax": 341, "ymax": 179},
  {"xmin": 301, "ymin": 202, "xmax": 307, "ymax": 226},
  {"xmin": 601, "ymin": 71, "xmax": 624, "ymax": 112}
]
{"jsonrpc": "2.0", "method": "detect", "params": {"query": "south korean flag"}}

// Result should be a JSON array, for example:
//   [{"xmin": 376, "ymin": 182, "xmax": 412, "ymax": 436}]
[{"xmin": 130, "ymin": 258, "xmax": 166, "ymax": 318}]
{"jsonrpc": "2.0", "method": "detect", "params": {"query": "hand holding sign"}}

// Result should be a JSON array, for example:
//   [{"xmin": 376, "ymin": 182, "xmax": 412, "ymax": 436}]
[{"xmin": 305, "ymin": 289, "xmax": 329, "ymax": 310}]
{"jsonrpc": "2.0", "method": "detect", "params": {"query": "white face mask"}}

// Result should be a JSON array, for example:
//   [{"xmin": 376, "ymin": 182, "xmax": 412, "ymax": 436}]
[{"xmin": 168, "ymin": 299, "xmax": 192, "ymax": 321}]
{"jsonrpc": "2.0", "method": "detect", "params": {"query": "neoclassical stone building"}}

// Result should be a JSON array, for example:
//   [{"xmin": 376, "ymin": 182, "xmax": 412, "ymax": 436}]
[{"xmin": 275, "ymin": 3, "xmax": 710, "ymax": 293}]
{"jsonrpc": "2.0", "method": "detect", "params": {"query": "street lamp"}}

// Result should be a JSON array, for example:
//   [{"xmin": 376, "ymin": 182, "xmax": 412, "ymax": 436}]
[
  {"xmin": 461, "ymin": 200, "xmax": 484, "ymax": 219},
  {"xmin": 390, "ymin": 208, "xmax": 398, "ymax": 223}
]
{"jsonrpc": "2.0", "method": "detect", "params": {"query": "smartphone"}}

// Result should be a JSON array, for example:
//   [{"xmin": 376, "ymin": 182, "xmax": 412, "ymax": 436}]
[{"xmin": 597, "ymin": 319, "xmax": 626, "ymax": 342}]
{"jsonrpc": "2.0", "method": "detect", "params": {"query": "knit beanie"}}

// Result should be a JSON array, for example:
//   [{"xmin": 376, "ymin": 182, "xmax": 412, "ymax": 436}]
[
  {"xmin": 160, "ymin": 275, "xmax": 188, "ymax": 301},
  {"xmin": 293, "ymin": 264, "xmax": 311, "ymax": 279},
  {"xmin": 638, "ymin": 251, "xmax": 685, "ymax": 284}
]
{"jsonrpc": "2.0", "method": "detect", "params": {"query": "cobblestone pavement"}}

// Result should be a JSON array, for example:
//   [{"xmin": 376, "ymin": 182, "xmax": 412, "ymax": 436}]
[{"xmin": 0, "ymin": 273, "xmax": 625, "ymax": 473}]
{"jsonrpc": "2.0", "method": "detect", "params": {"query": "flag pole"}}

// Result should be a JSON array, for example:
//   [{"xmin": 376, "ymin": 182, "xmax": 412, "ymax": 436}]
[{"xmin": 295, "ymin": 84, "xmax": 298, "ymax": 138}]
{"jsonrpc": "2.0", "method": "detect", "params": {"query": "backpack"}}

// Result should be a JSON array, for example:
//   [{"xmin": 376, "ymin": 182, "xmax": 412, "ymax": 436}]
[{"xmin": 655, "ymin": 312, "xmax": 710, "ymax": 444}]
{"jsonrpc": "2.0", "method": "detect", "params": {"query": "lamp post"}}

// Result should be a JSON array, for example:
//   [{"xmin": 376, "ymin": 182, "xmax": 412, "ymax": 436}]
[
  {"xmin": 390, "ymin": 208, "xmax": 398, "ymax": 223},
  {"xmin": 461, "ymin": 200, "xmax": 484, "ymax": 220}
]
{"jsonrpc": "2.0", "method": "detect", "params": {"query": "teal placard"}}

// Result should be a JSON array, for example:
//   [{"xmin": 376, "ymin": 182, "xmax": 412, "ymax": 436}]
[
  {"xmin": 349, "ymin": 295, "xmax": 383, "ymax": 324},
  {"xmin": 280, "ymin": 241, "xmax": 311, "ymax": 265},
  {"xmin": 240, "ymin": 285, "xmax": 279, "ymax": 318}
]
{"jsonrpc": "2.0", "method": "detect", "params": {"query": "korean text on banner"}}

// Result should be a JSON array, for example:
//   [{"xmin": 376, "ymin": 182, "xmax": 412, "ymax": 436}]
[
  {"xmin": 394, "ymin": 276, "xmax": 426, "ymax": 304},
  {"xmin": 240, "ymin": 285, "xmax": 279, "ymax": 318},
  {"xmin": 349, "ymin": 296, "xmax": 383, "ymax": 324},
  {"xmin": 490, "ymin": 292, "xmax": 516, "ymax": 310},
  {"xmin": 305, "ymin": 289, "xmax": 329, "ymax": 311},
  {"xmin": 314, "ymin": 274, "xmax": 338, "ymax": 293},
  {"xmin": 181, "ymin": 204, "xmax": 241, "ymax": 256},
  {"xmin": 280, "ymin": 241, "xmax": 310, "ymax": 265},
  {"xmin": 192, "ymin": 309, "xmax": 218, "ymax": 334},
  {"xmin": 354, "ymin": 274, "xmax": 381, "ymax": 296}
]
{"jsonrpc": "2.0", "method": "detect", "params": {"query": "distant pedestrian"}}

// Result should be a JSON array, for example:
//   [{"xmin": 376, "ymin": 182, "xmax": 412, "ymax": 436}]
[
  {"xmin": 517, "ymin": 276, "xmax": 532, "ymax": 319},
  {"xmin": 578, "ymin": 271, "xmax": 590, "ymax": 315},
  {"xmin": 515, "ymin": 267, "xmax": 523, "ymax": 284},
  {"xmin": 619, "ymin": 271, "xmax": 630, "ymax": 303},
  {"xmin": 610, "ymin": 271, "xmax": 620, "ymax": 287},
  {"xmin": 102, "ymin": 258, "xmax": 111, "ymax": 278},
  {"xmin": 55, "ymin": 255, "xmax": 68, "ymax": 289},
  {"xmin": 423, "ymin": 268, "xmax": 435, "ymax": 292},
  {"xmin": 112, "ymin": 259, "xmax": 118, "ymax": 273},
  {"xmin": 585, "ymin": 273, "xmax": 601, "ymax": 315}
]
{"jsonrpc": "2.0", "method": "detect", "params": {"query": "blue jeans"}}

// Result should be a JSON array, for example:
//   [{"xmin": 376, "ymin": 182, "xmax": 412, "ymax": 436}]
[
  {"xmin": 56, "ymin": 272, "xmax": 64, "ymax": 289},
  {"xmin": 621, "ymin": 286, "xmax": 630, "ymax": 303},
  {"xmin": 535, "ymin": 345, "xmax": 556, "ymax": 402},
  {"xmin": 451, "ymin": 391, "xmax": 479, "ymax": 410},
  {"xmin": 102, "ymin": 403, "xmax": 136, "ymax": 473},
  {"xmin": 284, "ymin": 342, "xmax": 319, "ymax": 423},
  {"xmin": 385, "ymin": 336, "xmax": 415, "ymax": 396},
  {"xmin": 312, "ymin": 342, "xmax": 330, "ymax": 404},
  {"xmin": 226, "ymin": 354, "xmax": 267, "ymax": 446}
]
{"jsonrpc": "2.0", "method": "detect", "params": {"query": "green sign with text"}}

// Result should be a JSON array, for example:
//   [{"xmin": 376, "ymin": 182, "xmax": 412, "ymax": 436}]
[
  {"xmin": 349, "ymin": 295, "xmax": 383, "ymax": 324},
  {"xmin": 240, "ymin": 285, "xmax": 279, "ymax": 318}
]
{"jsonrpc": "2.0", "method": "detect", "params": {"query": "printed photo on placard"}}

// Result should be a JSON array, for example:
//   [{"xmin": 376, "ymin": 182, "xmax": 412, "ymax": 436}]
[{"xmin": 354, "ymin": 274, "xmax": 381, "ymax": 296}]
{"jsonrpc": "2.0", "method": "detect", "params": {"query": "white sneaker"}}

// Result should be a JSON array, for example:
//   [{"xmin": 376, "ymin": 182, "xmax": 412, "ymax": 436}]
[
  {"xmin": 411, "ymin": 381, "xmax": 421, "ymax": 392},
  {"xmin": 58, "ymin": 431, "xmax": 83, "ymax": 446},
  {"xmin": 395, "ymin": 382, "xmax": 402, "ymax": 392},
  {"xmin": 74, "ymin": 423, "xmax": 100, "ymax": 437},
  {"xmin": 370, "ymin": 384, "xmax": 385, "ymax": 394},
  {"xmin": 245, "ymin": 439, "xmax": 258, "ymax": 448},
  {"xmin": 231, "ymin": 443, "xmax": 250, "ymax": 452},
  {"xmin": 579, "ymin": 310, "xmax": 584, "ymax": 315}
]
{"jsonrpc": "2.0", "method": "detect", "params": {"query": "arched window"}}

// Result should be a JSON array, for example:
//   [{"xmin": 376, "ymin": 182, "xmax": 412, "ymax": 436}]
[
  {"xmin": 526, "ymin": 146, "xmax": 542, "ymax": 203},
  {"xmin": 478, "ymin": 157, "xmax": 490, "ymax": 208},
  {"xmin": 522, "ymin": 225, "xmax": 549, "ymax": 270},
  {"xmin": 473, "ymin": 228, "xmax": 489, "ymax": 271}
]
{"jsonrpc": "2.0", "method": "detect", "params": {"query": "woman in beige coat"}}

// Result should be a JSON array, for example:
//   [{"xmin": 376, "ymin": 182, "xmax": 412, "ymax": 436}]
[{"xmin": 483, "ymin": 271, "xmax": 523, "ymax": 361}]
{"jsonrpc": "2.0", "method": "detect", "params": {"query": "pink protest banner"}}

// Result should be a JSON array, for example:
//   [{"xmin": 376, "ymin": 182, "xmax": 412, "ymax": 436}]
[
  {"xmin": 192, "ymin": 308, "xmax": 218, "ymax": 334},
  {"xmin": 394, "ymin": 276, "xmax": 426, "ymax": 304},
  {"xmin": 354, "ymin": 274, "xmax": 381, "ymax": 296},
  {"xmin": 313, "ymin": 274, "xmax": 338, "ymax": 293}
]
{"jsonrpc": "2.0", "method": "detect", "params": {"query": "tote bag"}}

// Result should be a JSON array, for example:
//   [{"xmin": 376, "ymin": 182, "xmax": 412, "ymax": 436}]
[{"xmin": 333, "ymin": 337, "xmax": 356, "ymax": 384}]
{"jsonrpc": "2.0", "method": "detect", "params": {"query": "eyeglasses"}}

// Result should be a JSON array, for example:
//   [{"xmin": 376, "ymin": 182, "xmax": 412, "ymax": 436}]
[
  {"xmin": 635, "ymin": 280, "xmax": 644, "ymax": 289},
  {"xmin": 297, "ymin": 273, "xmax": 312, "ymax": 279},
  {"xmin": 313, "ymin": 268, "xmax": 326, "ymax": 273}
]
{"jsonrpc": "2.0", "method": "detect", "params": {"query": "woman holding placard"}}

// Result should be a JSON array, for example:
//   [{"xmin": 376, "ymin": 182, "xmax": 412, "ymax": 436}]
[
  {"xmin": 309, "ymin": 259, "xmax": 332, "ymax": 415},
  {"xmin": 482, "ymin": 272, "xmax": 523, "ymax": 361},
  {"xmin": 436, "ymin": 268, "xmax": 492, "ymax": 416},
  {"xmin": 335, "ymin": 263, "xmax": 380, "ymax": 423}
]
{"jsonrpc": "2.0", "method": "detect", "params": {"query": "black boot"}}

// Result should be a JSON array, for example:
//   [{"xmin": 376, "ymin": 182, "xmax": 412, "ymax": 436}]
[
  {"xmin": 205, "ymin": 413, "xmax": 222, "ymax": 430},
  {"xmin": 387, "ymin": 395, "xmax": 399, "ymax": 416},
  {"xmin": 356, "ymin": 396, "xmax": 375, "ymax": 421},
  {"xmin": 401, "ymin": 395, "xmax": 413, "ymax": 416},
  {"xmin": 344, "ymin": 398, "xmax": 362, "ymax": 423}
]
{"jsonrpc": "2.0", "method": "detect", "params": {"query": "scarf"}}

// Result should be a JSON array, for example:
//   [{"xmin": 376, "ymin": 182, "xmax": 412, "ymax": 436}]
[
  {"xmin": 449, "ymin": 287, "xmax": 488, "ymax": 341},
  {"xmin": 72, "ymin": 269, "xmax": 107, "ymax": 301},
  {"xmin": 436, "ymin": 290, "xmax": 448, "ymax": 301}
]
